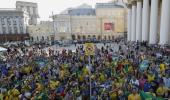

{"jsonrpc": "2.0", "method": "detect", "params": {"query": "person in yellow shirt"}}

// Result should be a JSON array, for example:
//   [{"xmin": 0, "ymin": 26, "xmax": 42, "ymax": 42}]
[
  {"xmin": 99, "ymin": 73, "xmax": 105, "ymax": 82},
  {"xmin": 147, "ymin": 73, "xmax": 155, "ymax": 82},
  {"xmin": 11, "ymin": 88, "xmax": 20, "ymax": 100},
  {"xmin": 36, "ymin": 83, "xmax": 43, "ymax": 91},
  {"xmin": 59, "ymin": 70, "xmax": 64, "ymax": 80},
  {"xmin": 49, "ymin": 80, "xmax": 59, "ymax": 90},
  {"xmin": 128, "ymin": 88, "xmax": 141, "ymax": 100},
  {"xmin": 109, "ymin": 84, "xmax": 119, "ymax": 99},
  {"xmin": 82, "ymin": 67, "xmax": 89, "ymax": 76},
  {"xmin": 0, "ymin": 93, "xmax": 3, "ymax": 100},
  {"xmin": 159, "ymin": 63, "xmax": 166, "ymax": 72},
  {"xmin": 156, "ymin": 83, "xmax": 168, "ymax": 97},
  {"xmin": 128, "ymin": 65, "xmax": 133, "ymax": 73}
]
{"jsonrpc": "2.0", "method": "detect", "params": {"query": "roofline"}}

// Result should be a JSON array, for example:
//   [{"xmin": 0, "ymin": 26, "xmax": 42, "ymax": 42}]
[
  {"xmin": 0, "ymin": 8, "xmax": 16, "ymax": 10},
  {"xmin": 16, "ymin": 1, "xmax": 37, "ymax": 5},
  {"xmin": 0, "ymin": 9, "xmax": 23, "ymax": 13}
]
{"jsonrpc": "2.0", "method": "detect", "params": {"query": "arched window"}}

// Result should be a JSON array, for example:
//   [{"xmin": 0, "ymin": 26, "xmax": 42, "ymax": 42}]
[
  {"xmin": 37, "ymin": 36, "xmax": 39, "ymax": 41},
  {"xmin": 42, "ymin": 36, "xmax": 44, "ymax": 41}
]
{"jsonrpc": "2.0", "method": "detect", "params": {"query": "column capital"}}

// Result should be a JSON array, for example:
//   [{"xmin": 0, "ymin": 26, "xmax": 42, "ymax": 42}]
[
  {"xmin": 131, "ymin": 0, "xmax": 137, "ymax": 5},
  {"xmin": 127, "ymin": 4, "xmax": 132, "ymax": 8},
  {"xmin": 136, "ymin": 0, "xmax": 143, "ymax": 2}
]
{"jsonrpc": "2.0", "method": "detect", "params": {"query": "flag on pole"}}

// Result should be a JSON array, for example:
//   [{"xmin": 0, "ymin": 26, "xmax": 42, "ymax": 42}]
[{"xmin": 84, "ymin": 43, "xmax": 95, "ymax": 56}]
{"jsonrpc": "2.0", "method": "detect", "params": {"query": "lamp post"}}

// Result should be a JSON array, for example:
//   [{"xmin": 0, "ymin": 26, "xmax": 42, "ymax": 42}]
[
  {"xmin": 100, "ymin": 17, "xmax": 103, "ymax": 41},
  {"xmin": 51, "ymin": 12, "xmax": 55, "ymax": 44},
  {"xmin": 123, "ymin": 0, "xmax": 128, "ymax": 42}
]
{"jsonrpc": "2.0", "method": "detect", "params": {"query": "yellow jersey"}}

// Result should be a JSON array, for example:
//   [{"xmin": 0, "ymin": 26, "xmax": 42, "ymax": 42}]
[{"xmin": 128, "ymin": 94, "xmax": 141, "ymax": 100}]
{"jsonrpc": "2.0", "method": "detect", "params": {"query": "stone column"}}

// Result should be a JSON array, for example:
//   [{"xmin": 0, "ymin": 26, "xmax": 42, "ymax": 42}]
[
  {"xmin": 0, "ymin": 17, "xmax": 3, "ymax": 34},
  {"xmin": 4, "ymin": 18, "xmax": 9, "ymax": 34},
  {"xmin": 149, "ymin": 0, "xmax": 159, "ymax": 44},
  {"xmin": 10, "ymin": 17, "xmax": 15, "ymax": 34},
  {"xmin": 142, "ymin": 0, "xmax": 150, "ymax": 41},
  {"xmin": 127, "ymin": 6, "xmax": 132, "ymax": 41},
  {"xmin": 29, "ymin": 7, "xmax": 33, "ymax": 15},
  {"xmin": 16, "ymin": 17, "xmax": 20, "ymax": 34},
  {"xmin": 21, "ymin": 17, "xmax": 26, "ymax": 34},
  {"xmin": 131, "ymin": 1, "xmax": 136, "ymax": 41},
  {"xmin": 160, "ymin": 0, "xmax": 170, "ymax": 45},
  {"xmin": 35, "ymin": 7, "xmax": 38, "ymax": 16},
  {"xmin": 136, "ymin": 0, "xmax": 142, "ymax": 42}
]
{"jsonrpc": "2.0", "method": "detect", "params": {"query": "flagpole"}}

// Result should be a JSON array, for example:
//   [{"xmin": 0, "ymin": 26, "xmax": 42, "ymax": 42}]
[
  {"xmin": 88, "ymin": 55, "xmax": 92, "ymax": 99},
  {"xmin": 84, "ymin": 43, "xmax": 94, "ymax": 99}
]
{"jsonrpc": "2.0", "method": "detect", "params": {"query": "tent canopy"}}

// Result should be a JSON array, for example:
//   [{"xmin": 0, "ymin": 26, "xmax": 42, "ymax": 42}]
[{"xmin": 0, "ymin": 46, "xmax": 7, "ymax": 52}]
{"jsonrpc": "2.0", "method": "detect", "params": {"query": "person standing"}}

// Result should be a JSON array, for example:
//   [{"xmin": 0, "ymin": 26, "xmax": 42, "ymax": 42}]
[{"xmin": 128, "ymin": 88, "xmax": 141, "ymax": 100}]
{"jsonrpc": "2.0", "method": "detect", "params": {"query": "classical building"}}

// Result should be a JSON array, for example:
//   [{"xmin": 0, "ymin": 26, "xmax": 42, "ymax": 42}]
[
  {"xmin": 28, "ymin": 21, "xmax": 54, "ymax": 43},
  {"xmin": 16, "ymin": 1, "xmax": 39, "ymax": 25},
  {"xmin": 127, "ymin": 0, "xmax": 170, "ymax": 45},
  {"xmin": 0, "ymin": 8, "xmax": 29, "ymax": 43},
  {"xmin": 53, "ymin": 1, "xmax": 127, "ymax": 40}
]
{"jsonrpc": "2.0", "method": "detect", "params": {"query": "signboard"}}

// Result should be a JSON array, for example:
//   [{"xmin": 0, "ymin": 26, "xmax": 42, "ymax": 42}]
[
  {"xmin": 104, "ymin": 23, "xmax": 114, "ymax": 31},
  {"xmin": 84, "ymin": 43, "xmax": 95, "ymax": 56}
]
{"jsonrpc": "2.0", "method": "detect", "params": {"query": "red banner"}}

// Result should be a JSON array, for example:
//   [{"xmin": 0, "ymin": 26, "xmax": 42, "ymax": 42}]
[{"xmin": 104, "ymin": 23, "xmax": 114, "ymax": 30}]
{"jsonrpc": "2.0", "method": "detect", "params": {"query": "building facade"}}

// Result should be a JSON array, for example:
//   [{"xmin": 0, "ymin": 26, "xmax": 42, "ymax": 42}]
[
  {"xmin": 16, "ymin": 1, "xmax": 39, "ymax": 25},
  {"xmin": 28, "ymin": 21, "xmax": 54, "ymax": 43},
  {"xmin": 127, "ymin": 0, "xmax": 170, "ymax": 45},
  {"xmin": 53, "ymin": 1, "xmax": 127, "ymax": 40},
  {"xmin": 0, "ymin": 9, "xmax": 29, "ymax": 43},
  {"xmin": 96, "ymin": 2, "xmax": 127, "ymax": 40}
]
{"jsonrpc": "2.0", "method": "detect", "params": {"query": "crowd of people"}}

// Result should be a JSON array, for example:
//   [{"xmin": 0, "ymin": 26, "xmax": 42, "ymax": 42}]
[{"xmin": 0, "ymin": 41, "xmax": 170, "ymax": 100}]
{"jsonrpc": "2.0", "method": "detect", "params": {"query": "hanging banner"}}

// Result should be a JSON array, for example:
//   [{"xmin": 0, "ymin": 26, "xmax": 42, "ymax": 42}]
[{"xmin": 104, "ymin": 23, "xmax": 114, "ymax": 31}]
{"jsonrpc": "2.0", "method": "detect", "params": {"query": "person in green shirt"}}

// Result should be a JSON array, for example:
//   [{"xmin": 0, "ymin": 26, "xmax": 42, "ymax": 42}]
[{"xmin": 0, "ymin": 93, "xmax": 3, "ymax": 100}]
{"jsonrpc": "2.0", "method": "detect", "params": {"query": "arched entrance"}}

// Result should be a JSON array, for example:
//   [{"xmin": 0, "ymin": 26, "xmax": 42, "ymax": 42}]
[
  {"xmin": 60, "ymin": 36, "xmax": 66, "ymax": 40},
  {"xmin": 42, "ymin": 36, "xmax": 44, "ymax": 41},
  {"xmin": 47, "ymin": 37, "xmax": 49, "ymax": 41},
  {"xmin": 77, "ymin": 35, "xmax": 81, "ymax": 40},
  {"xmin": 98, "ymin": 35, "xmax": 101, "ymax": 40},
  {"xmin": 72, "ymin": 35, "xmax": 76, "ymax": 40},
  {"xmin": 93, "ymin": 35, "xmax": 96, "ymax": 39},
  {"xmin": 37, "ymin": 36, "xmax": 39, "ymax": 41},
  {"xmin": 88, "ymin": 35, "xmax": 91, "ymax": 39},
  {"xmin": 83, "ymin": 35, "xmax": 86, "ymax": 40},
  {"xmin": 108, "ymin": 36, "xmax": 111, "ymax": 40},
  {"xmin": 112, "ymin": 36, "xmax": 114, "ymax": 40},
  {"xmin": 93, "ymin": 35, "xmax": 96, "ymax": 38},
  {"xmin": 104, "ymin": 36, "xmax": 107, "ymax": 40}
]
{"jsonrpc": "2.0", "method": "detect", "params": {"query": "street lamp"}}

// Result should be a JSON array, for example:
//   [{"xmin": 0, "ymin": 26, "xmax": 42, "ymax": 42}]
[
  {"xmin": 100, "ymin": 17, "xmax": 103, "ymax": 41},
  {"xmin": 52, "ymin": 12, "xmax": 55, "ymax": 39}
]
